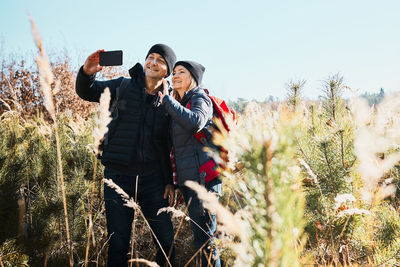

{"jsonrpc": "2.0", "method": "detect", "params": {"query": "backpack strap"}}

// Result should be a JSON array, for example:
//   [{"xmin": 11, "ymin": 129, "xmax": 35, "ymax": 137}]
[
  {"xmin": 109, "ymin": 78, "xmax": 130, "ymax": 118},
  {"xmin": 185, "ymin": 100, "xmax": 209, "ymax": 145}
]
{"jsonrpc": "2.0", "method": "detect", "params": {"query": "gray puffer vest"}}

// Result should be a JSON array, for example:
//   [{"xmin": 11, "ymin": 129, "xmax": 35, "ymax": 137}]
[{"xmin": 162, "ymin": 87, "xmax": 214, "ymax": 186}]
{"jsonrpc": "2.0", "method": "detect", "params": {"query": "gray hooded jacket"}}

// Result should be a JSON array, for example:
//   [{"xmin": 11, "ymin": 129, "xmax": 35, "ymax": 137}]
[{"xmin": 162, "ymin": 87, "xmax": 214, "ymax": 186}]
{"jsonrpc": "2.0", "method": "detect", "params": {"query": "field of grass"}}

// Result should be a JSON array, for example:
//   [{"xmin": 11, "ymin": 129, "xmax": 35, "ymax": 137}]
[{"xmin": 1, "ymin": 21, "xmax": 400, "ymax": 267}]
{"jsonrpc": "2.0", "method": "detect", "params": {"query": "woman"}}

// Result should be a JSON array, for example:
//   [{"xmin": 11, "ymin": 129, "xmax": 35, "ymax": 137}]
[{"xmin": 159, "ymin": 61, "xmax": 222, "ymax": 267}]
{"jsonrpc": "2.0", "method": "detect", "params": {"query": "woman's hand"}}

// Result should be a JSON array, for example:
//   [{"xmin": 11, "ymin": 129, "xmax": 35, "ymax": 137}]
[
  {"xmin": 83, "ymin": 49, "xmax": 104, "ymax": 76},
  {"xmin": 158, "ymin": 79, "xmax": 169, "ymax": 103}
]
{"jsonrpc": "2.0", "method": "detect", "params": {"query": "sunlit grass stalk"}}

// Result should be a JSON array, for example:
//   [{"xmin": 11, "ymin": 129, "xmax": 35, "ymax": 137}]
[
  {"xmin": 29, "ymin": 16, "xmax": 73, "ymax": 267},
  {"xmin": 337, "ymin": 214, "xmax": 352, "ymax": 244},
  {"xmin": 85, "ymin": 88, "xmax": 112, "ymax": 267},
  {"xmin": 157, "ymin": 200, "xmax": 218, "ymax": 265},
  {"xmin": 84, "ymin": 157, "xmax": 97, "ymax": 267},
  {"xmin": 129, "ymin": 175, "xmax": 139, "ymax": 267},
  {"xmin": 128, "ymin": 258, "xmax": 159, "ymax": 267},
  {"xmin": 183, "ymin": 234, "xmax": 214, "ymax": 267},
  {"xmin": 54, "ymin": 127, "xmax": 72, "ymax": 266},
  {"xmin": 158, "ymin": 206, "xmax": 211, "ymax": 238},
  {"xmin": 264, "ymin": 141, "xmax": 277, "ymax": 267},
  {"xmin": 339, "ymin": 130, "xmax": 345, "ymax": 168},
  {"xmin": 167, "ymin": 198, "xmax": 192, "ymax": 261}
]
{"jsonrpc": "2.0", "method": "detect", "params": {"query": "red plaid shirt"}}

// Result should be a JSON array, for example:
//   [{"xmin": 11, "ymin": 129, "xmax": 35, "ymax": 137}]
[{"xmin": 170, "ymin": 147, "xmax": 177, "ymax": 185}]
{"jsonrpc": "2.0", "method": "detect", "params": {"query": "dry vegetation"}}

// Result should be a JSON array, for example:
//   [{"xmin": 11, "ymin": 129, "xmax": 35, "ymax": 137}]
[{"xmin": 1, "ymin": 21, "xmax": 400, "ymax": 267}]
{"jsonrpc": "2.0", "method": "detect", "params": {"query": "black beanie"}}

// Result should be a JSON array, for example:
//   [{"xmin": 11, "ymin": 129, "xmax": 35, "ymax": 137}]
[
  {"xmin": 174, "ymin": 61, "xmax": 205, "ymax": 86},
  {"xmin": 146, "ymin": 44, "xmax": 176, "ymax": 76}
]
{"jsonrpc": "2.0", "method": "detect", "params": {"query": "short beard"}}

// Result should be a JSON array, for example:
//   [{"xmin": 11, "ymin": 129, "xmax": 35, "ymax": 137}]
[{"xmin": 145, "ymin": 70, "xmax": 164, "ymax": 80}]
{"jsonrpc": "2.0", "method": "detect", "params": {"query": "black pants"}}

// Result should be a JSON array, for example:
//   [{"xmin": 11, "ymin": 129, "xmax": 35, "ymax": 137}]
[{"xmin": 104, "ymin": 167, "xmax": 175, "ymax": 267}]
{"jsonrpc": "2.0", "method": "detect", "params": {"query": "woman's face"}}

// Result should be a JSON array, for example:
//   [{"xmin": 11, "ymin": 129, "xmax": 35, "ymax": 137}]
[{"xmin": 172, "ymin": 65, "xmax": 192, "ymax": 91}]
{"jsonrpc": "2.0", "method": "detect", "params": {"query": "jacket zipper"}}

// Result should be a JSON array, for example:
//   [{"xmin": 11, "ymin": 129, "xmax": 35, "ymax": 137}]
[{"xmin": 138, "ymin": 91, "xmax": 146, "ymax": 171}]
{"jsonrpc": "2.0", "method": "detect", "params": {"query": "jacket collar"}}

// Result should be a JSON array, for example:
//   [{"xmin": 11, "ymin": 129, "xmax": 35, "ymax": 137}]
[
  {"xmin": 181, "ymin": 86, "xmax": 201, "ymax": 105},
  {"xmin": 128, "ymin": 63, "xmax": 145, "ymax": 85}
]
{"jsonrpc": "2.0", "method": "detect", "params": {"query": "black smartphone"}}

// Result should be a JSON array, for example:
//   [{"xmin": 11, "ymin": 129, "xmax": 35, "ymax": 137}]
[{"xmin": 99, "ymin": 50, "xmax": 123, "ymax": 66}]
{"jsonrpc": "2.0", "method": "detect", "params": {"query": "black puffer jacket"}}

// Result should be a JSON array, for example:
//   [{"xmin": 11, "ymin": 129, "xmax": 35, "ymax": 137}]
[
  {"xmin": 162, "ymin": 87, "xmax": 214, "ymax": 186},
  {"xmin": 75, "ymin": 64, "xmax": 172, "ymax": 185}
]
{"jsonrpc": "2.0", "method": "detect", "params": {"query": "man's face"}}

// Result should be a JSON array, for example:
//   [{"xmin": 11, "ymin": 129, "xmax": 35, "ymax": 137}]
[{"xmin": 144, "ymin": 53, "xmax": 168, "ymax": 79}]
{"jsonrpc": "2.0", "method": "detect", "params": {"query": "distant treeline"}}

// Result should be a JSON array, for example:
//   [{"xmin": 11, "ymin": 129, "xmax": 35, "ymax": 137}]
[
  {"xmin": 0, "ymin": 52, "xmax": 386, "ymax": 117},
  {"xmin": 228, "ymin": 89, "xmax": 386, "ymax": 114},
  {"xmin": 360, "ymin": 88, "xmax": 385, "ymax": 106}
]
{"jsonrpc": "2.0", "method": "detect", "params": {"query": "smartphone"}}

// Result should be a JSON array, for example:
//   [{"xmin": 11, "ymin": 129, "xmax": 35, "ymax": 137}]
[{"xmin": 99, "ymin": 50, "xmax": 123, "ymax": 66}]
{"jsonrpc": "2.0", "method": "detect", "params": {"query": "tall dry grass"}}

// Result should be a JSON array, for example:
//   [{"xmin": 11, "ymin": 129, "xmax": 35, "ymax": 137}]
[
  {"xmin": 29, "ymin": 16, "xmax": 73, "ymax": 267},
  {"xmin": 1, "ymin": 17, "xmax": 400, "ymax": 267},
  {"xmin": 85, "ymin": 87, "xmax": 112, "ymax": 267}
]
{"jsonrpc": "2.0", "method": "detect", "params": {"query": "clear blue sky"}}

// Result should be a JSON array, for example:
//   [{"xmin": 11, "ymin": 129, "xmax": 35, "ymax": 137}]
[{"xmin": 1, "ymin": 0, "xmax": 399, "ymax": 100}]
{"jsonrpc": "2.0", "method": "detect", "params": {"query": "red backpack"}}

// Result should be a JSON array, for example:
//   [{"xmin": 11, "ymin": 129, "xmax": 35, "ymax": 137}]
[
  {"xmin": 171, "ymin": 89, "xmax": 236, "ymax": 185},
  {"xmin": 188, "ymin": 89, "xmax": 236, "ymax": 144}
]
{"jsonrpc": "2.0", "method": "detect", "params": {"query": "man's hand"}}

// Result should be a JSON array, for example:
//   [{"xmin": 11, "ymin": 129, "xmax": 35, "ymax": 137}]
[
  {"xmin": 83, "ymin": 49, "xmax": 104, "ymax": 76},
  {"xmin": 158, "ymin": 79, "xmax": 169, "ymax": 103},
  {"xmin": 174, "ymin": 188, "xmax": 184, "ymax": 208},
  {"xmin": 163, "ymin": 184, "xmax": 175, "ymax": 207}
]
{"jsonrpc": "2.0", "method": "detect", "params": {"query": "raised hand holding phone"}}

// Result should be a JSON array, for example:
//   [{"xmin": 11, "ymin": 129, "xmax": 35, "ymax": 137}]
[{"xmin": 83, "ymin": 49, "xmax": 104, "ymax": 76}]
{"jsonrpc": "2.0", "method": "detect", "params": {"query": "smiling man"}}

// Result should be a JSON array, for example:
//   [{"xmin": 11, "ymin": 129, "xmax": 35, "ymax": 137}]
[{"xmin": 75, "ymin": 44, "xmax": 176, "ymax": 267}]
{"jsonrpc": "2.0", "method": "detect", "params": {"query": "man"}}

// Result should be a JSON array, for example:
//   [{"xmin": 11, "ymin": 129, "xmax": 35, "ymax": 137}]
[{"xmin": 75, "ymin": 44, "xmax": 176, "ymax": 267}]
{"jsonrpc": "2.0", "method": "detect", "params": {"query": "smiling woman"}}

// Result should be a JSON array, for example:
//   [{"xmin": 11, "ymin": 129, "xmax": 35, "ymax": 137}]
[
  {"xmin": 171, "ymin": 65, "xmax": 197, "ymax": 102},
  {"xmin": 158, "ymin": 60, "xmax": 222, "ymax": 267}
]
